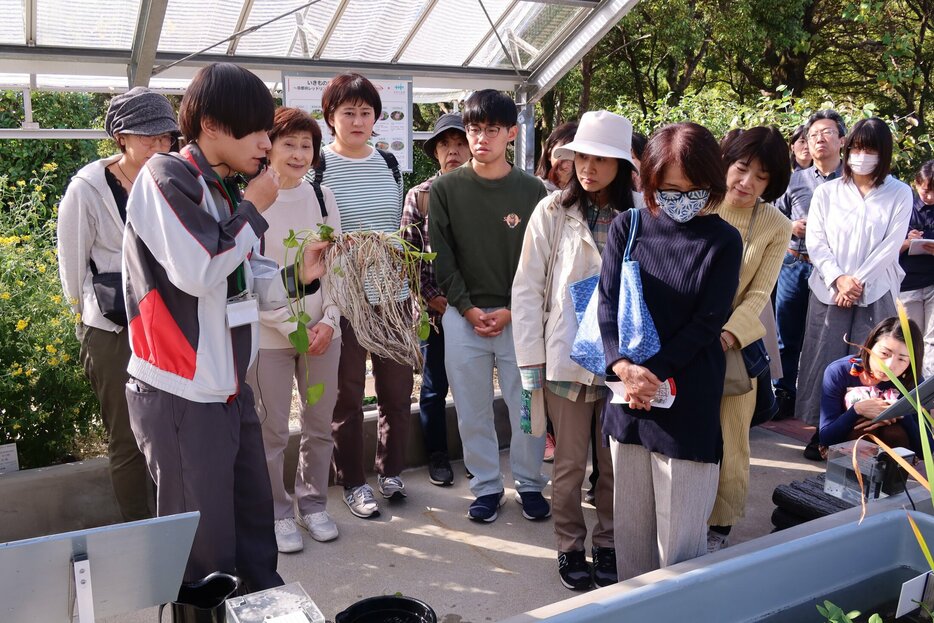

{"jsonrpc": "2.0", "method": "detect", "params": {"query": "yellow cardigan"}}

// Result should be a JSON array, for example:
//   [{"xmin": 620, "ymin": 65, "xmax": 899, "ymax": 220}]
[{"xmin": 714, "ymin": 201, "xmax": 792, "ymax": 348}]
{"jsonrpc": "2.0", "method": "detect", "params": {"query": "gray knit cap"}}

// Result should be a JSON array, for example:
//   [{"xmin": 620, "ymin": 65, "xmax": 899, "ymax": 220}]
[{"xmin": 104, "ymin": 87, "xmax": 179, "ymax": 138}]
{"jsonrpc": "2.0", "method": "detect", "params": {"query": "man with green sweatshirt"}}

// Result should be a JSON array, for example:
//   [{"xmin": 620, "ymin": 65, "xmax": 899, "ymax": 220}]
[{"xmin": 429, "ymin": 90, "xmax": 549, "ymax": 523}]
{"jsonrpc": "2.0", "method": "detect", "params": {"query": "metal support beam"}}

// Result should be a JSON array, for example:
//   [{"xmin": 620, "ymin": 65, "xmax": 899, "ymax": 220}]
[
  {"xmin": 524, "ymin": 0, "xmax": 639, "ymax": 103},
  {"xmin": 527, "ymin": 0, "xmax": 601, "ymax": 6},
  {"xmin": 462, "ymin": 0, "xmax": 519, "ymax": 67},
  {"xmin": 21, "ymin": 88, "xmax": 39, "ymax": 129},
  {"xmin": 24, "ymin": 0, "xmax": 37, "ymax": 46},
  {"xmin": 227, "ymin": 0, "xmax": 257, "ymax": 55},
  {"xmin": 127, "ymin": 0, "xmax": 169, "ymax": 87},
  {"xmin": 312, "ymin": 0, "xmax": 351, "ymax": 60},
  {"xmin": 515, "ymin": 100, "xmax": 535, "ymax": 173},
  {"xmin": 391, "ymin": 0, "xmax": 439, "ymax": 63},
  {"xmin": 0, "ymin": 129, "xmax": 109, "ymax": 140}
]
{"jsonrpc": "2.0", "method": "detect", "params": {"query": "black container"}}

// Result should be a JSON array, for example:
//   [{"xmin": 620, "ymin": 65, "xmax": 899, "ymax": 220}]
[
  {"xmin": 159, "ymin": 572, "xmax": 240, "ymax": 623},
  {"xmin": 335, "ymin": 596, "xmax": 436, "ymax": 623}
]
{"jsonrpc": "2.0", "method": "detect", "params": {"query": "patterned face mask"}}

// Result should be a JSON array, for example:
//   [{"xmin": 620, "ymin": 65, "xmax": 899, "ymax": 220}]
[{"xmin": 655, "ymin": 189, "xmax": 710, "ymax": 223}]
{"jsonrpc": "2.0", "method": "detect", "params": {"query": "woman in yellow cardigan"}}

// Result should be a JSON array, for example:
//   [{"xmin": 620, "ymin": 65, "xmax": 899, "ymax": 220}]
[{"xmin": 707, "ymin": 127, "xmax": 793, "ymax": 552}]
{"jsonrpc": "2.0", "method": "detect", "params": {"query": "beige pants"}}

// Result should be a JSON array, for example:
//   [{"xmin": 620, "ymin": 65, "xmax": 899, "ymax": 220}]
[
  {"xmin": 247, "ymin": 340, "xmax": 341, "ymax": 518},
  {"xmin": 610, "ymin": 440, "xmax": 719, "ymax": 581},
  {"xmin": 544, "ymin": 388, "xmax": 614, "ymax": 552},
  {"xmin": 709, "ymin": 377, "xmax": 757, "ymax": 526}
]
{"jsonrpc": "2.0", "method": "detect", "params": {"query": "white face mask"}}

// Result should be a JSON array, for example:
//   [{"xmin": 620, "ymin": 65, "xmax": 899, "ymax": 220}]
[{"xmin": 848, "ymin": 153, "xmax": 880, "ymax": 176}]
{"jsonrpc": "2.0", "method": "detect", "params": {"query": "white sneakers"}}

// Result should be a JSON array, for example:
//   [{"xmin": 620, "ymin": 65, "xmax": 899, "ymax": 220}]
[
  {"xmin": 274, "ymin": 518, "xmax": 303, "ymax": 553},
  {"xmin": 377, "ymin": 475, "xmax": 407, "ymax": 500},
  {"xmin": 706, "ymin": 529, "xmax": 729, "ymax": 554},
  {"xmin": 275, "ymin": 511, "xmax": 340, "ymax": 553},
  {"xmin": 297, "ymin": 511, "xmax": 339, "ymax": 542}
]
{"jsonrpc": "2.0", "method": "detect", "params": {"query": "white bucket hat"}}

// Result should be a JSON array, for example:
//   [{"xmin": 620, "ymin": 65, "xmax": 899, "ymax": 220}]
[{"xmin": 552, "ymin": 110, "xmax": 634, "ymax": 166}]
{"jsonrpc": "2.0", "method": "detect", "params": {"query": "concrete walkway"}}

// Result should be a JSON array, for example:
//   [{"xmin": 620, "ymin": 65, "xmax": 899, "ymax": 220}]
[{"xmin": 104, "ymin": 423, "xmax": 824, "ymax": 622}]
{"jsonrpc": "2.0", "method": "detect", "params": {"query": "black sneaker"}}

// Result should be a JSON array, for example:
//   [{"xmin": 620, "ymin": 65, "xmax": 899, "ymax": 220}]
[
  {"xmin": 515, "ymin": 490, "xmax": 551, "ymax": 520},
  {"xmin": 558, "ymin": 550, "xmax": 592, "ymax": 591},
  {"xmin": 428, "ymin": 452, "xmax": 454, "ymax": 487},
  {"xmin": 467, "ymin": 491, "xmax": 504, "ymax": 523},
  {"xmin": 591, "ymin": 546, "xmax": 618, "ymax": 587},
  {"xmin": 773, "ymin": 388, "xmax": 795, "ymax": 421},
  {"xmin": 803, "ymin": 431, "xmax": 824, "ymax": 461},
  {"xmin": 583, "ymin": 488, "xmax": 596, "ymax": 506}
]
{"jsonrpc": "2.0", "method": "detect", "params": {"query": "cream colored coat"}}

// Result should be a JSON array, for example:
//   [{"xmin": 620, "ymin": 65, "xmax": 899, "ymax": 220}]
[{"xmin": 512, "ymin": 193, "xmax": 606, "ymax": 386}]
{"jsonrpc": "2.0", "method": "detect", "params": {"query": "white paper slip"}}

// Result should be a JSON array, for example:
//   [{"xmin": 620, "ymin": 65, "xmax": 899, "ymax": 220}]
[
  {"xmin": 606, "ymin": 378, "xmax": 676, "ymax": 409},
  {"xmin": 908, "ymin": 239, "xmax": 934, "ymax": 255},
  {"xmin": 897, "ymin": 570, "xmax": 932, "ymax": 617}
]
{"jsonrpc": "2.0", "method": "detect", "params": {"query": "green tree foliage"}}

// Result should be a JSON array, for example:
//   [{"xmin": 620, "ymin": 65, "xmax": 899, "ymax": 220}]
[{"xmin": 0, "ymin": 91, "xmax": 110, "ymax": 203}]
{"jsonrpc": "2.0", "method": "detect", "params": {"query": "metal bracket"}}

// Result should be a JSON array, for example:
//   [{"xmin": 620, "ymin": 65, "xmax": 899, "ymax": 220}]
[{"xmin": 73, "ymin": 554, "xmax": 96, "ymax": 623}]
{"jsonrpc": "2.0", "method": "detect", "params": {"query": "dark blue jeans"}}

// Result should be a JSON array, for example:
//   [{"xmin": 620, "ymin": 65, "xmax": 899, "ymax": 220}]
[
  {"xmin": 420, "ymin": 323, "xmax": 449, "ymax": 455},
  {"xmin": 774, "ymin": 251, "xmax": 813, "ymax": 398}
]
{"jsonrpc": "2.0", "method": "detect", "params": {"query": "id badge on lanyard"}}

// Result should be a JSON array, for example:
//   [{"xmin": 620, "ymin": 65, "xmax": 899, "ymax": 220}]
[{"xmin": 226, "ymin": 291, "xmax": 259, "ymax": 327}]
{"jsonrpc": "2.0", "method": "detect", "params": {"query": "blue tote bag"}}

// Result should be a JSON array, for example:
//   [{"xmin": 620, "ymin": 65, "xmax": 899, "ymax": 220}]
[
  {"xmin": 615, "ymin": 209, "xmax": 660, "ymax": 364},
  {"xmin": 568, "ymin": 275, "xmax": 603, "ymax": 375}
]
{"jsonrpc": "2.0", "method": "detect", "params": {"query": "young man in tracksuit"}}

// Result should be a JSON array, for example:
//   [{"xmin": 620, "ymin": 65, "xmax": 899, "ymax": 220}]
[{"xmin": 122, "ymin": 62, "xmax": 326, "ymax": 592}]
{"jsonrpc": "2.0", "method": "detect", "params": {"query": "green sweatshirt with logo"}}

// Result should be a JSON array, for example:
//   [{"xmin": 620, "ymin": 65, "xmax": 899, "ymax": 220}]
[{"xmin": 429, "ymin": 162, "xmax": 547, "ymax": 314}]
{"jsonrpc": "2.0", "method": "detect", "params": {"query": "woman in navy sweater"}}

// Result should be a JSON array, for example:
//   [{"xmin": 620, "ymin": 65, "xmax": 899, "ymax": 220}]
[
  {"xmin": 598, "ymin": 122, "xmax": 742, "ymax": 581},
  {"xmin": 819, "ymin": 316, "xmax": 925, "ymax": 455}
]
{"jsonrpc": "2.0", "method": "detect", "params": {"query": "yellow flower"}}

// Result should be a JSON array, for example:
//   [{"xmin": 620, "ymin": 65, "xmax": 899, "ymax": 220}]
[
  {"xmin": 75, "ymin": 312, "xmax": 82, "ymax": 323},
  {"xmin": 37, "ymin": 264, "xmax": 46, "ymax": 273},
  {"xmin": 45, "ymin": 344, "xmax": 57, "ymax": 354},
  {"xmin": 12, "ymin": 422, "xmax": 20, "ymax": 431},
  {"xmin": 49, "ymin": 357, "xmax": 59, "ymax": 366},
  {"xmin": 42, "ymin": 163, "xmax": 58, "ymax": 173},
  {"xmin": 24, "ymin": 369, "xmax": 32, "ymax": 377},
  {"xmin": 10, "ymin": 367, "xmax": 22, "ymax": 377},
  {"xmin": 0, "ymin": 292, "xmax": 9, "ymax": 300},
  {"xmin": 61, "ymin": 353, "xmax": 70, "ymax": 363},
  {"xmin": 15, "ymin": 319, "xmax": 28, "ymax": 331},
  {"xmin": 16, "ymin": 280, "xmax": 24, "ymax": 287},
  {"xmin": 34, "ymin": 185, "xmax": 42, "ymax": 193},
  {"xmin": 16, "ymin": 180, "xmax": 25, "ymax": 187},
  {"xmin": 51, "ymin": 294, "xmax": 61, "ymax": 304}
]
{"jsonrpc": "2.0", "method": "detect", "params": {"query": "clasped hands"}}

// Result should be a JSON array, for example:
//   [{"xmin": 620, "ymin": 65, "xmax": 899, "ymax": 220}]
[
  {"xmin": 465, "ymin": 307, "xmax": 511, "ymax": 337},
  {"xmin": 611, "ymin": 359, "xmax": 660, "ymax": 411},
  {"xmin": 833, "ymin": 274, "xmax": 863, "ymax": 308}
]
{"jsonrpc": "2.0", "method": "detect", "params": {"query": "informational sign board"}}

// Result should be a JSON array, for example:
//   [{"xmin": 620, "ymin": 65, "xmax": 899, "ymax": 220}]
[
  {"xmin": 283, "ymin": 74, "xmax": 414, "ymax": 172},
  {"xmin": 0, "ymin": 442, "xmax": 18, "ymax": 474}
]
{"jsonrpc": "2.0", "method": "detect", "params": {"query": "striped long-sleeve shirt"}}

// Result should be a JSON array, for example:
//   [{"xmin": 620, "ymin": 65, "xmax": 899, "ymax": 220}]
[{"xmin": 314, "ymin": 146, "xmax": 403, "ymax": 234}]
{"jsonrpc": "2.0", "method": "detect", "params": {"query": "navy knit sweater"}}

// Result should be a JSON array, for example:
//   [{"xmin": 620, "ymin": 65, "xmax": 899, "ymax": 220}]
[{"xmin": 598, "ymin": 209, "xmax": 742, "ymax": 463}]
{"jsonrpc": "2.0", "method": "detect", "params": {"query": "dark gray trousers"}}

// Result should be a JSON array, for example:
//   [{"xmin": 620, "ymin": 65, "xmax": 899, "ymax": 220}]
[{"xmin": 126, "ymin": 379, "xmax": 282, "ymax": 592}]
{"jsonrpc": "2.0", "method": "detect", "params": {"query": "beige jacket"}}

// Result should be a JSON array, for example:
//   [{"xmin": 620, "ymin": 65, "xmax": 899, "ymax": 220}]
[{"xmin": 512, "ymin": 193, "xmax": 605, "ymax": 386}]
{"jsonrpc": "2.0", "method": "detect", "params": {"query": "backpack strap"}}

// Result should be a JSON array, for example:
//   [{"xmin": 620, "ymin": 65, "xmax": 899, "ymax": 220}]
[
  {"xmin": 624, "ymin": 208, "xmax": 640, "ymax": 262},
  {"xmin": 311, "ymin": 179, "xmax": 328, "ymax": 218},
  {"xmin": 376, "ymin": 148, "xmax": 402, "ymax": 186},
  {"xmin": 415, "ymin": 188, "xmax": 429, "ymax": 218}
]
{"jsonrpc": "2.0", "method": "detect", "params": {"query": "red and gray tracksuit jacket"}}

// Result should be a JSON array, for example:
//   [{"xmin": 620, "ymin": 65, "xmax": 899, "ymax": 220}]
[{"xmin": 122, "ymin": 144, "xmax": 315, "ymax": 403}]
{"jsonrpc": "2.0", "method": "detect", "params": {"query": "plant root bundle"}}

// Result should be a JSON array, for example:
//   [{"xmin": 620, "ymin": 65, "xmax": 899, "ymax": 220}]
[{"xmin": 320, "ymin": 230, "xmax": 426, "ymax": 368}]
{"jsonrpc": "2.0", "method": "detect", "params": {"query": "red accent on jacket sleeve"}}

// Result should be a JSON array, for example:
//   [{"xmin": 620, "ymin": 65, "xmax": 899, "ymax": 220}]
[{"xmin": 130, "ymin": 289, "xmax": 197, "ymax": 380}]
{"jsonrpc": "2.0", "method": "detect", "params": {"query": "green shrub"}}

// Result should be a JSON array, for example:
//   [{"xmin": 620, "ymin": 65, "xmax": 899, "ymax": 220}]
[
  {"xmin": 613, "ymin": 89, "xmax": 934, "ymax": 181},
  {"xmin": 0, "ymin": 164, "xmax": 103, "ymax": 469}
]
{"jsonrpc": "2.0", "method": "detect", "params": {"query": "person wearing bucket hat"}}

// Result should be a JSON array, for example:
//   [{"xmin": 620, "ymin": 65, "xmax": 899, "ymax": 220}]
[
  {"xmin": 401, "ymin": 113, "xmax": 470, "ymax": 488},
  {"xmin": 513, "ymin": 110, "xmax": 639, "ymax": 591},
  {"xmin": 56, "ymin": 87, "xmax": 180, "ymax": 523}
]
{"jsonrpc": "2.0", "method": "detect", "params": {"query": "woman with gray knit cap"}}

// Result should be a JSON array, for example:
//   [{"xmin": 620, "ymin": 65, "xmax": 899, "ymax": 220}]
[{"xmin": 56, "ymin": 86, "xmax": 179, "ymax": 521}]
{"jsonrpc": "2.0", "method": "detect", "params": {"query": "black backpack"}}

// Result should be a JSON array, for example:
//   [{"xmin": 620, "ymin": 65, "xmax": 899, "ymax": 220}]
[{"xmin": 309, "ymin": 148, "xmax": 402, "ymax": 218}]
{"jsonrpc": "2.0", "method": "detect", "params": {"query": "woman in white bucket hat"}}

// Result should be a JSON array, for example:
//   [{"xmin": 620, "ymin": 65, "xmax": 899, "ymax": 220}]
[{"xmin": 512, "ymin": 110, "xmax": 642, "ymax": 591}]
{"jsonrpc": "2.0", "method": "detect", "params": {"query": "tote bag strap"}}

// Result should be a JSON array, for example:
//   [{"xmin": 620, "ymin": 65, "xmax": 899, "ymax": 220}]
[
  {"xmin": 623, "ymin": 208, "xmax": 640, "ymax": 262},
  {"xmin": 741, "ymin": 198, "xmax": 761, "ymax": 263}
]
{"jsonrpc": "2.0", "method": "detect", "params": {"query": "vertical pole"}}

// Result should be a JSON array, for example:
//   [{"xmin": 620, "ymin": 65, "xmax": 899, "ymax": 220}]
[
  {"xmin": 22, "ymin": 87, "xmax": 39, "ymax": 130},
  {"xmin": 515, "ymin": 97, "xmax": 535, "ymax": 174}
]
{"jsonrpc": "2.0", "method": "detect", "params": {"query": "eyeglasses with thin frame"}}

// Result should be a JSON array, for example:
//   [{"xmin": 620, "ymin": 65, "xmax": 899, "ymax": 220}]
[
  {"xmin": 807, "ymin": 128, "xmax": 838, "ymax": 141},
  {"xmin": 136, "ymin": 133, "xmax": 175, "ymax": 148},
  {"xmin": 465, "ymin": 124, "xmax": 502, "ymax": 138}
]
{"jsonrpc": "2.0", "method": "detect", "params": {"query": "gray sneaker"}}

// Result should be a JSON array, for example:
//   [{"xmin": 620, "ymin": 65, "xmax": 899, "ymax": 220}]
[
  {"xmin": 377, "ymin": 475, "xmax": 407, "ymax": 500},
  {"xmin": 706, "ymin": 529, "xmax": 729, "ymax": 554},
  {"xmin": 297, "ymin": 510, "xmax": 339, "ymax": 542},
  {"xmin": 273, "ymin": 517, "xmax": 303, "ymax": 553},
  {"xmin": 343, "ymin": 484, "xmax": 380, "ymax": 518}
]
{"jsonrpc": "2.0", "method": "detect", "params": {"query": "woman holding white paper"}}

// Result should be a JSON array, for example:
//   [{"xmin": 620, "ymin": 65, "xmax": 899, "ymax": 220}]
[
  {"xmin": 899, "ymin": 160, "xmax": 934, "ymax": 378},
  {"xmin": 512, "ymin": 110, "xmax": 639, "ymax": 592}
]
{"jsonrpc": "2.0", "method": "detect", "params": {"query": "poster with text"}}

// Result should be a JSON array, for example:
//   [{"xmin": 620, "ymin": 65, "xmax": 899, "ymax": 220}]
[{"xmin": 283, "ymin": 74, "xmax": 413, "ymax": 172}]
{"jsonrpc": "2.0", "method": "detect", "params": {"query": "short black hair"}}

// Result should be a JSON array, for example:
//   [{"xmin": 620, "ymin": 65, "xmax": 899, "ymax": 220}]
[
  {"xmin": 915, "ymin": 160, "xmax": 934, "ymax": 187},
  {"xmin": 720, "ymin": 126, "xmax": 792, "ymax": 203},
  {"xmin": 843, "ymin": 117, "xmax": 893, "ymax": 187},
  {"xmin": 805, "ymin": 109, "xmax": 847, "ymax": 139},
  {"xmin": 179, "ymin": 63, "xmax": 274, "ymax": 141},
  {"xmin": 322, "ymin": 73, "xmax": 382, "ymax": 134},
  {"xmin": 560, "ymin": 158, "xmax": 636, "ymax": 216},
  {"xmin": 462, "ymin": 90, "xmax": 517, "ymax": 128}
]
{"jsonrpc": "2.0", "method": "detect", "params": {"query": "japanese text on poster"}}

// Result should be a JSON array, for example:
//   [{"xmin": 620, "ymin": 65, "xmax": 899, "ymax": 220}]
[{"xmin": 283, "ymin": 74, "xmax": 413, "ymax": 172}]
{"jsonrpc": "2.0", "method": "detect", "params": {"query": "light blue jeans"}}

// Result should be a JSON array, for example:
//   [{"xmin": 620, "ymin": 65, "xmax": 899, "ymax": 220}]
[{"xmin": 442, "ymin": 307, "xmax": 547, "ymax": 497}]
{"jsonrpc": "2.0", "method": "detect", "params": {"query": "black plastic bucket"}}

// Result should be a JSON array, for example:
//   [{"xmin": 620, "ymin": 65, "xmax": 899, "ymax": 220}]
[
  {"xmin": 158, "ymin": 572, "xmax": 240, "ymax": 623},
  {"xmin": 335, "ymin": 596, "xmax": 437, "ymax": 623}
]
